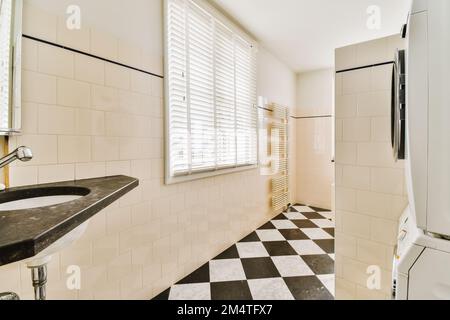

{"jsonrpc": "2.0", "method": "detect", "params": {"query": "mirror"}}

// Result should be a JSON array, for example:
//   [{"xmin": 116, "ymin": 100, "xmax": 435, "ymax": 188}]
[{"xmin": 0, "ymin": 0, "xmax": 22, "ymax": 135}]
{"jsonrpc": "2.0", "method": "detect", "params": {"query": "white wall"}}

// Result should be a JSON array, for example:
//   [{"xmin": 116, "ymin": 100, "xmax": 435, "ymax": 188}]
[
  {"xmin": 257, "ymin": 47, "xmax": 297, "ymax": 204},
  {"xmin": 0, "ymin": 1, "xmax": 298, "ymax": 300},
  {"xmin": 257, "ymin": 47, "xmax": 296, "ymax": 109},
  {"xmin": 25, "ymin": 0, "xmax": 163, "ymax": 57},
  {"xmin": 294, "ymin": 69, "xmax": 334, "ymax": 209},
  {"xmin": 296, "ymin": 69, "xmax": 334, "ymax": 117}
]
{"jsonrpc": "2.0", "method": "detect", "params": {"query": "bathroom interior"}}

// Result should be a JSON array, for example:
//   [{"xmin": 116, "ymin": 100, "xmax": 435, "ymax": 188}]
[{"xmin": 0, "ymin": 0, "xmax": 449, "ymax": 301}]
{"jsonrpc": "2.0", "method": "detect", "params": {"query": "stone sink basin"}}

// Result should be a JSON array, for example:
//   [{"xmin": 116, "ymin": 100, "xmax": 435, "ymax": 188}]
[
  {"xmin": 0, "ymin": 176, "xmax": 139, "ymax": 267},
  {"xmin": 0, "ymin": 187, "xmax": 91, "ymax": 267}
]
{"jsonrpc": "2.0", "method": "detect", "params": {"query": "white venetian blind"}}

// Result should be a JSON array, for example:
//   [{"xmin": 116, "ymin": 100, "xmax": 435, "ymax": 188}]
[{"xmin": 166, "ymin": 0, "xmax": 257, "ymax": 180}]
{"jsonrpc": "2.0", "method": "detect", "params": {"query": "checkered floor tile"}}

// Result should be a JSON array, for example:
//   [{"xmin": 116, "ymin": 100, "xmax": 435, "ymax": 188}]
[{"xmin": 153, "ymin": 204, "xmax": 335, "ymax": 300}]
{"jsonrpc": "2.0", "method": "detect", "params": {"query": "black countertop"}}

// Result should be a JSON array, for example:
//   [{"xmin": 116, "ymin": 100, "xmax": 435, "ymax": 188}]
[{"xmin": 0, "ymin": 175, "xmax": 139, "ymax": 267}]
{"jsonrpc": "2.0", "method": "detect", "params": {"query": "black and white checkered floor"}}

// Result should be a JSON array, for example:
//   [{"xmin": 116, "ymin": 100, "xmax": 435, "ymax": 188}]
[{"xmin": 154, "ymin": 204, "xmax": 335, "ymax": 300}]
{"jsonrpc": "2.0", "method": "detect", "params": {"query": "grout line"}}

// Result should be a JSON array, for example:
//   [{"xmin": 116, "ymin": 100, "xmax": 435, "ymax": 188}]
[
  {"xmin": 22, "ymin": 34, "xmax": 164, "ymax": 79},
  {"xmin": 291, "ymin": 115, "xmax": 332, "ymax": 119},
  {"xmin": 335, "ymin": 61, "xmax": 394, "ymax": 74}
]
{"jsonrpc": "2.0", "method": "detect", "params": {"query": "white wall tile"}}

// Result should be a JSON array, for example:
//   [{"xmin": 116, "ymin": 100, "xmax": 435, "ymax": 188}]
[
  {"xmin": 356, "ymin": 284, "xmax": 390, "ymax": 300},
  {"xmin": 371, "ymin": 117, "xmax": 390, "ymax": 142},
  {"xmin": 342, "ymin": 118, "xmax": 371, "ymax": 142},
  {"xmin": 0, "ymin": 264, "xmax": 21, "ymax": 293},
  {"xmin": 335, "ymin": 120, "xmax": 343, "ymax": 142},
  {"xmin": 151, "ymin": 78, "xmax": 164, "ymax": 98},
  {"xmin": 356, "ymin": 190, "xmax": 393, "ymax": 219},
  {"xmin": 335, "ymin": 74, "xmax": 343, "ymax": 96},
  {"xmin": 371, "ymin": 65, "xmax": 393, "ymax": 91},
  {"xmin": 335, "ymin": 188, "xmax": 356, "ymax": 212},
  {"xmin": 75, "ymin": 109, "xmax": 105, "ymax": 136},
  {"xmin": 106, "ymin": 161, "xmax": 131, "ymax": 176},
  {"xmin": 23, "ymin": 71, "xmax": 57, "ymax": 104},
  {"xmin": 75, "ymin": 162, "xmax": 106, "ymax": 180},
  {"xmin": 57, "ymin": 78, "xmax": 91, "ymax": 108},
  {"xmin": 342, "ymin": 166, "xmax": 370, "ymax": 190},
  {"xmin": 336, "ymin": 142, "xmax": 357, "ymax": 165},
  {"xmin": 371, "ymin": 168, "xmax": 404, "ymax": 195},
  {"xmin": 21, "ymin": 103, "xmax": 39, "ymax": 134},
  {"xmin": 335, "ymin": 232, "xmax": 357, "ymax": 259},
  {"xmin": 9, "ymin": 166, "xmax": 38, "ymax": 187},
  {"xmin": 142, "ymin": 53, "xmax": 163, "ymax": 76},
  {"xmin": 117, "ymin": 90, "xmax": 142, "ymax": 115},
  {"xmin": 357, "ymin": 239, "xmax": 393, "ymax": 269},
  {"xmin": 335, "ymin": 277, "xmax": 356, "ymax": 300},
  {"xmin": 357, "ymin": 142, "xmax": 396, "ymax": 167},
  {"xmin": 38, "ymin": 164, "xmax": 75, "ymax": 184},
  {"xmin": 57, "ymin": 16, "xmax": 91, "ymax": 52},
  {"xmin": 38, "ymin": 43, "xmax": 74, "ymax": 78},
  {"xmin": 38, "ymin": 105, "xmax": 76, "ymax": 135},
  {"xmin": 357, "ymin": 91, "xmax": 390, "ymax": 117},
  {"xmin": 370, "ymin": 218, "xmax": 398, "ymax": 246},
  {"xmin": 91, "ymin": 85, "xmax": 119, "ymax": 111},
  {"xmin": 74, "ymin": 55, "xmax": 105, "ymax": 85},
  {"xmin": 90, "ymin": 28, "xmax": 119, "ymax": 61},
  {"xmin": 356, "ymin": 38, "xmax": 389, "ymax": 66},
  {"xmin": 22, "ymin": 38, "xmax": 38, "ymax": 71},
  {"xmin": 58, "ymin": 136, "xmax": 92, "ymax": 163},
  {"xmin": 131, "ymin": 160, "xmax": 152, "ymax": 181},
  {"xmin": 23, "ymin": 4, "xmax": 57, "ymax": 42},
  {"xmin": 105, "ymin": 64, "xmax": 131, "ymax": 90},
  {"xmin": 335, "ymin": 35, "xmax": 406, "ymax": 300},
  {"xmin": 92, "ymin": 137, "xmax": 120, "ymax": 161},
  {"xmin": 13, "ymin": 134, "xmax": 58, "ymax": 166},
  {"xmin": 131, "ymin": 72, "xmax": 152, "ymax": 95},
  {"xmin": 118, "ymin": 41, "xmax": 142, "ymax": 69},
  {"xmin": 335, "ymin": 45, "xmax": 357, "ymax": 71},
  {"xmin": 341, "ymin": 212, "xmax": 371, "ymax": 239},
  {"xmin": 336, "ymin": 94, "xmax": 357, "ymax": 118},
  {"xmin": 342, "ymin": 69, "xmax": 371, "ymax": 95}
]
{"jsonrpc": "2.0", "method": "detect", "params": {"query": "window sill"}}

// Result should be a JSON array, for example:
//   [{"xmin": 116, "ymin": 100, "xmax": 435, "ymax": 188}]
[{"xmin": 165, "ymin": 164, "xmax": 258, "ymax": 185}]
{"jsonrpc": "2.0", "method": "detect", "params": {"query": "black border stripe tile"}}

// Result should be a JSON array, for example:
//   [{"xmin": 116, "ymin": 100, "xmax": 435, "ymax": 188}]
[
  {"xmin": 336, "ymin": 61, "xmax": 393, "ymax": 74},
  {"xmin": 23, "ymin": 34, "xmax": 164, "ymax": 79}
]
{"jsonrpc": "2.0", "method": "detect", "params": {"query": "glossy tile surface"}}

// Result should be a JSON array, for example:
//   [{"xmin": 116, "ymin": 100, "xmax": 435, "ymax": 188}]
[{"xmin": 154, "ymin": 205, "xmax": 335, "ymax": 300}]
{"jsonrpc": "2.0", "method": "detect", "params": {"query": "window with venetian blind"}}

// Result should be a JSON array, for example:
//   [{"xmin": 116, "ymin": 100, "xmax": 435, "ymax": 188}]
[{"xmin": 165, "ymin": 0, "xmax": 258, "ymax": 183}]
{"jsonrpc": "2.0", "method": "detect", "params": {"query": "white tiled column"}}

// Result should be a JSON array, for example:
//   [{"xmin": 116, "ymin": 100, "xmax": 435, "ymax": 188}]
[{"xmin": 335, "ymin": 35, "xmax": 408, "ymax": 300}]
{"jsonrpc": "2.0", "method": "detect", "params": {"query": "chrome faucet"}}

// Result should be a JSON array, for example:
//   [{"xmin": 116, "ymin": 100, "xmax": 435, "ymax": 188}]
[{"xmin": 0, "ymin": 146, "xmax": 33, "ymax": 169}]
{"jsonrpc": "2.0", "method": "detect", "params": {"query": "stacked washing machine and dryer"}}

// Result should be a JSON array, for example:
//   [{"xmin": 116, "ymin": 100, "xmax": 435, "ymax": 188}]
[{"xmin": 392, "ymin": 0, "xmax": 450, "ymax": 300}]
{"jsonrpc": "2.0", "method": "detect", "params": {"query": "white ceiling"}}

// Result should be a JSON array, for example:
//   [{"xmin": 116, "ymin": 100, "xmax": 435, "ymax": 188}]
[{"xmin": 212, "ymin": 0, "xmax": 411, "ymax": 72}]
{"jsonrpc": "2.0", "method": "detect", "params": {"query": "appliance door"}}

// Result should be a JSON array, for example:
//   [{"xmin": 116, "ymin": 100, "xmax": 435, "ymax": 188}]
[
  {"xmin": 391, "ymin": 49, "xmax": 406, "ymax": 161},
  {"xmin": 409, "ymin": 248, "xmax": 450, "ymax": 300}
]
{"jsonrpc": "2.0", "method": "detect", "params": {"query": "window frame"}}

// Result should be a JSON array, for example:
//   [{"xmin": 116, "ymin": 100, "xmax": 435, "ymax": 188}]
[{"xmin": 164, "ymin": 0, "xmax": 259, "ymax": 185}]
